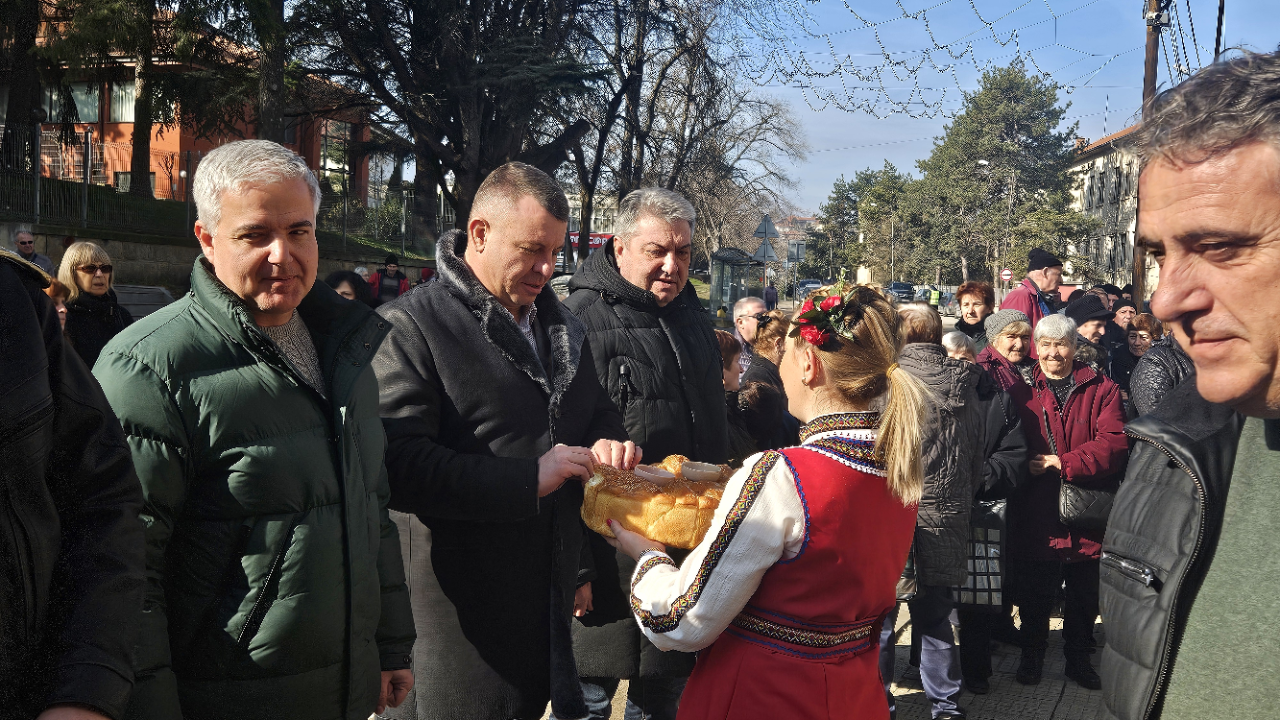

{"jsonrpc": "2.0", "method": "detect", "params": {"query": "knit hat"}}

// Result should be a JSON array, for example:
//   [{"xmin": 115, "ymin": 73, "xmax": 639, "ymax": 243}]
[
  {"xmin": 1095, "ymin": 283, "xmax": 1123, "ymax": 298},
  {"xmin": 1027, "ymin": 248, "xmax": 1063, "ymax": 272},
  {"xmin": 985, "ymin": 309, "xmax": 1030, "ymax": 339},
  {"xmin": 1064, "ymin": 294, "xmax": 1115, "ymax": 325},
  {"xmin": 1113, "ymin": 298, "xmax": 1136, "ymax": 314},
  {"xmin": 385, "ymin": 253, "xmax": 399, "ymax": 265}
]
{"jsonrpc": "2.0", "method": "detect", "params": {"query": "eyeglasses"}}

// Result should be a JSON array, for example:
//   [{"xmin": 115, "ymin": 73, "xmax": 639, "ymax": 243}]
[
  {"xmin": 750, "ymin": 312, "xmax": 774, "ymax": 326},
  {"xmin": 77, "ymin": 264, "xmax": 113, "ymax": 275}
]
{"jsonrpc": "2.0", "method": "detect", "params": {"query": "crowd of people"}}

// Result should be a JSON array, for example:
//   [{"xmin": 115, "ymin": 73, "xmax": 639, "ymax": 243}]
[{"xmin": 2, "ymin": 50, "xmax": 1278, "ymax": 720}]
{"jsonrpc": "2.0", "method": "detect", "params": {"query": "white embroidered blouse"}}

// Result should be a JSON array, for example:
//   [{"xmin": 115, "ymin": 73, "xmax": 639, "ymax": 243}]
[{"xmin": 628, "ymin": 413, "xmax": 884, "ymax": 652}]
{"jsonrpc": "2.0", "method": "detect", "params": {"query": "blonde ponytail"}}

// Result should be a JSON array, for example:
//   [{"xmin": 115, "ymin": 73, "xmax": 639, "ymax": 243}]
[
  {"xmin": 877, "ymin": 364, "xmax": 927, "ymax": 505},
  {"xmin": 791, "ymin": 282, "xmax": 931, "ymax": 506}
]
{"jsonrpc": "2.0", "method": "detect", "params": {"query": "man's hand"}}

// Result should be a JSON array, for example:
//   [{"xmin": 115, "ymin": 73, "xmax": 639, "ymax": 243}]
[
  {"xmin": 36, "ymin": 706, "xmax": 111, "ymax": 720},
  {"xmin": 375, "ymin": 669, "xmax": 414, "ymax": 715},
  {"xmin": 1029, "ymin": 454, "xmax": 1062, "ymax": 475},
  {"xmin": 591, "ymin": 439, "xmax": 642, "ymax": 471},
  {"xmin": 537, "ymin": 444, "xmax": 596, "ymax": 497},
  {"xmin": 605, "ymin": 519, "xmax": 665, "ymax": 561},
  {"xmin": 574, "ymin": 582, "xmax": 594, "ymax": 617}
]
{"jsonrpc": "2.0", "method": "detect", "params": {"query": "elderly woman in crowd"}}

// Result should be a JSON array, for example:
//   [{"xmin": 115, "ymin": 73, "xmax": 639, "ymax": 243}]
[
  {"xmin": 59, "ymin": 241, "xmax": 133, "ymax": 366},
  {"xmin": 942, "ymin": 330, "xmax": 978, "ymax": 362},
  {"xmin": 953, "ymin": 281, "xmax": 996, "ymax": 351},
  {"xmin": 975, "ymin": 309, "xmax": 1035, "ymax": 390},
  {"xmin": 1109, "ymin": 313, "xmax": 1163, "ymax": 402},
  {"xmin": 1009, "ymin": 314, "xmax": 1127, "ymax": 690},
  {"xmin": 44, "ymin": 277, "xmax": 70, "ymax": 330}
]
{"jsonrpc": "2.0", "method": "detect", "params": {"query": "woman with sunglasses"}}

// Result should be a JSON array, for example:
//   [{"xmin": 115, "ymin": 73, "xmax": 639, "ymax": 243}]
[{"xmin": 59, "ymin": 241, "xmax": 133, "ymax": 366}]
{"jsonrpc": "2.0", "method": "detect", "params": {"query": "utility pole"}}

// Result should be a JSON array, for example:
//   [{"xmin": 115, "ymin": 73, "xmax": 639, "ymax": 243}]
[
  {"xmin": 1136, "ymin": 0, "xmax": 1169, "ymax": 309},
  {"xmin": 1214, "ymin": 0, "xmax": 1225, "ymax": 61}
]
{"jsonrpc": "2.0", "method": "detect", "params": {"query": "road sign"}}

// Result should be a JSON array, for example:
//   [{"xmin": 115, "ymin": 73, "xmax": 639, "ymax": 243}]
[
  {"xmin": 787, "ymin": 240, "xmax": 806, "ymax": 263},
  {"xmin": 1000, "ymin": 268, "xmax": 1013, "ymax": 282},
  {"xmin": 753, "ymin": 215, "xmax": 780, "ymax": 239},
  {"xmin": 752, "ymin": 240, "xmax": 779, "ymax": 263}
]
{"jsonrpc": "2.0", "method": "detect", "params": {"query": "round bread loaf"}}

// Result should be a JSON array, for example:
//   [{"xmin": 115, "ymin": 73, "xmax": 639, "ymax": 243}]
[{"xmin": 582, "ymin": 456, "xmax": 729, "ymax": 549}]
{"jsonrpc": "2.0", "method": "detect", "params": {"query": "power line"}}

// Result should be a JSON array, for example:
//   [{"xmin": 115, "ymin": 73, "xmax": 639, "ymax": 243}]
[{"xmin": 1183, "ymin": 0, "xmax": 1203, "ymax": 68}]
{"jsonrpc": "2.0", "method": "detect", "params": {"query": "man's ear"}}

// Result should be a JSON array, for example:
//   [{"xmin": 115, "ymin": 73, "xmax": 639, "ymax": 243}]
[
  {"xmin": 469, "ymin": 217, "xmax": 489, "ymax": 253},
  {"xmin": 195, "ymin": 221, "xmax": 215, "ymax": 258}
]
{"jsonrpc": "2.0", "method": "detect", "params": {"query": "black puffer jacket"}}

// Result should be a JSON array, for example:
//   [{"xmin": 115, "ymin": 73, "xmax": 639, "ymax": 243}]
[
  {"xmin": 64, "ymin": 288, "xmax": 133, "ymax": 367},
  {"xmin": 0, "ymin": 252, "xmax": 144, "ymax": 720},
  {"xmin": 564, "ymin": 241, "xmax": 728, "ymax": 679},
  {"xmin": 898, "ymin": 343, "xmax": 985, "ymax": 587},
  {"xmin": 1099, "ymin": 380, "xmax": 1243, "ymax": 720},
  {"xmin": 974, "ymin": 370, "xmax": 1028, "ymax": 500},
  {"xmin": 565, "ymin": 242, "xmax": 728, "ymax": 465}
]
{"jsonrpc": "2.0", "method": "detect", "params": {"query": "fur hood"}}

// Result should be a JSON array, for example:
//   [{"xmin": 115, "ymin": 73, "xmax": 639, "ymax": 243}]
[{"xmin": 434, "ymin": 229, "xmax": 588, "ymax": 415}]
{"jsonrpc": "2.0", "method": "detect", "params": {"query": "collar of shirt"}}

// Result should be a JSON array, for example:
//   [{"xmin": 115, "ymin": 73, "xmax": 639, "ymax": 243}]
[{"xmin": 498, "ymin": 301, "xmax": 539, "ymax": 353}]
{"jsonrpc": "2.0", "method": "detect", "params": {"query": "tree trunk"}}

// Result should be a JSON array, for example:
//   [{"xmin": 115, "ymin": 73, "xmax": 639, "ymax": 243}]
[
  {"xmin": 960, "ymin": 255, "xmax": 969, "ymax": 282},
  {"xmin": 129, "ymin": 7, "xmax": 157, "ymax": 198},
  {"xmin": 412, "ymin": 148, "xmax": 439, "ymax": 244},
  {"xmin": 254, "ymin": 0, "xmax": 287, "ymax": 142},
  {"xmin": 1, "ymin": 0, "xmax": 41, "ymax": 170},
  {"xmin": 578, "ymin": 190, "xmax": 594, "ymax": 264}
]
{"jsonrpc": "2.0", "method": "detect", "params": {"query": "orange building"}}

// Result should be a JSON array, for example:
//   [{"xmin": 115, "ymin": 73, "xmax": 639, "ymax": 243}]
[{"xmin": 26, "ymin": 75, "xmax": 370, "ymax": 202}]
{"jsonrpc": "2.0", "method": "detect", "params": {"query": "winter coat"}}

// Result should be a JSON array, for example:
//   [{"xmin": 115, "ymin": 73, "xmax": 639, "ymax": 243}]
[
  {"xmin": 897, "ymin": 343, "xmax": 985, "ymax": 587},
  {"xmin": 1075, "ymin": 333, "xmax": 1110, "ymax": 377},
  {"xmin": 1109, "ymin": 346, "xmax": 1140, "ymax": 395},
  {"xmin": 1130, "ymin": 335, "xmax": 1196, "ymax": 416},
  {"xmin": 0, "ymin": 252, "xmax": 143, "ymax": 720},
  {"xmin": 741, "ymin": 354, "xmax": 799, "ymax": 449},
  {"xmin": 1000, "ymin": 278, "xmax": 1055, "ymax": 358},
  {"xmin": 369, "ymin": 271, "xmax": 410, "ymax": 305},
  {"xmin": 95, "ymin": 259, "xmax": 414, "ymax": 720},
  {"xmin": 373, "ymin": 230, "xmax": 627, "ymax": 720},
  {"xmin": 564, "ymin": 240, "xmax": 729, "ymax": 679},
  {"xmin": 974, "ymin": 370, "xmax": 1029, "ymax": 500},
  {"xmin": 954, "ymin": 317, "xmax": 990, "ymax": 353},
  {"xmin": 1011, "ymin": 362, "xmax": 1128, "ymax": 564},
  {"xmin": 65, "ymin": 288, "xmax": 133, "ymax": 367},
  {"xmin": 1098, "ymin": 380, "xmax": 1243, "ymax": 720}
]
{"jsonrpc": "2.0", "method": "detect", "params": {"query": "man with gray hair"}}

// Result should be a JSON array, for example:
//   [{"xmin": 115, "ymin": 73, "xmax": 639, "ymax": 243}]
[
  {"xmin": 732, "ymin": 295, "xmax": 767, "ymax": 376},
  {"xmin": 564, "ymin": 187, "xmax": 729, "ymax": 720},
  {"xmin": 1100, "ymin": 51, "xmax": 1280, "ymax": 720},
  {"xmin": 93, "ymin": 139, "xmax": 415, "ymax": 719},
  {"xmin": 12, "ymin": 228, "xmax": 54, "ymax": 274}
]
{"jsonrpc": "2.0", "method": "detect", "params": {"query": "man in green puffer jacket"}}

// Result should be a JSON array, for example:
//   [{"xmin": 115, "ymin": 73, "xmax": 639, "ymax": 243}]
[{"xmin": 93, "ymin": 140, "xmax": 415, "ymax": 720}]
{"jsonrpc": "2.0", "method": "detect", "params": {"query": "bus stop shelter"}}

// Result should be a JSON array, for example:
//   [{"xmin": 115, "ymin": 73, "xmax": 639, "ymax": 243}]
[{"xmin": 709, "ymin": 247, "xmax": 764, "ymax": 315}]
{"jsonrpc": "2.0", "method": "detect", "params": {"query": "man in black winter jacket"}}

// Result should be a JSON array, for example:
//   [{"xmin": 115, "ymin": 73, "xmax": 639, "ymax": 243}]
[
  {"xmin": 879, "ymin": 303, "xmax": 984, "ymax": 720},
  {"xmin": 0, "ymin": 249, "xmax": 144, "ymax": 720},
  {"xmin": 1099, "ymin": 52, "xmax": 1280, "ymax": 720},
  {"xmin": 563, "ymin": 187, "xmax": 729, "ymax": 720}
]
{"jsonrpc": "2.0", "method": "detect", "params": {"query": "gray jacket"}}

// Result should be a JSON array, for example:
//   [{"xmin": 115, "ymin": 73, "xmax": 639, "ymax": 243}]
[{"xmin": 898, "ymin": 343, "xmax": 985, "ymax": 587}]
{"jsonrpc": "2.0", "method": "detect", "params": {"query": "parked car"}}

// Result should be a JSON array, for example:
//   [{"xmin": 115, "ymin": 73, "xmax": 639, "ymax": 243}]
[
  {"xmin": 886, "ymin": 281, "xmax": 915, "ymax": 304},
  {"xmin": 940, "ymin": 292, "xmax": 957, "ymax": 316},
  {"xmin": 794, "ymin": 278, "xmax": 824, "ymax": 300}
]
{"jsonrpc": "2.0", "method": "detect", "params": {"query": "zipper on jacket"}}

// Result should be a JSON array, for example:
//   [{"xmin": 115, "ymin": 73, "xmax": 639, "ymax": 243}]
[
  {"xmin": 236, "ymin": 517, "xmax": 300, "ymax": 649},
  {"xmin": 1100, "ymin": 551, "xmax": 1162, "ymax": 590},
  {"xmin": 1124, "ymin": 427, "xmax": 1208, "ymax": 720}
]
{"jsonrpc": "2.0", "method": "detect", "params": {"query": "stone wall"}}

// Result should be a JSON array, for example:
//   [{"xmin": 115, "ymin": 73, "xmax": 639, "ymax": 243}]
[{"xmin": 3, "ymin": 222, "xmax": 434, "ymax": 297}]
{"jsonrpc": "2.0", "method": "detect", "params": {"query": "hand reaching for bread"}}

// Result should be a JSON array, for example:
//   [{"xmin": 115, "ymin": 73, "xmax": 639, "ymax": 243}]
[
  {"xmin": 538, "ymin": 444, "xmax": 597, "ymax": 497},
  {"xmin": 591, "ymin": 438, "xmax": 642, "ymax": 471},
  {"xmin": 606, "ymin": 519, "xmax": 666, "ymax": 561}
]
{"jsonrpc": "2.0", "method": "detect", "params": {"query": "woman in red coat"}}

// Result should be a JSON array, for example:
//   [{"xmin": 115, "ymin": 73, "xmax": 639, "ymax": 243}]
[
  {"xmin": 1010, "ymin": 313, "xmax": 1128, "ymax": 690},
  {"xmin": 608, "ymin": 284, "xmax": 930, "ymax": 720}
]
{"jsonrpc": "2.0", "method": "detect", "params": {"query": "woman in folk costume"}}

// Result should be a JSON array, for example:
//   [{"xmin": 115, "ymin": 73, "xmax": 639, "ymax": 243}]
[{"xmin": 608, "ymin": 283, "xmax": 929, "ymax": 720}]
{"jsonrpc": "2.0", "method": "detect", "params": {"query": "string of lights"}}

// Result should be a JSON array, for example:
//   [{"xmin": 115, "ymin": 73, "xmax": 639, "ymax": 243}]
[{"xmin": 724, "ymin": 0, "xmax": 1209, "ymax": 119}]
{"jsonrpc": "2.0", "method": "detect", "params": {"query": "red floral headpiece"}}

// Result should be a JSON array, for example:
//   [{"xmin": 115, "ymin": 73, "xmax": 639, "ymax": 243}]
[{"xmin": 790, "ymin": 279, "xmax": 864, "ymax": 348}]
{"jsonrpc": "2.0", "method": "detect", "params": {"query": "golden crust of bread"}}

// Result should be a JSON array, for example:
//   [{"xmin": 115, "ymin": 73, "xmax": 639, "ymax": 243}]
[{"xmin": 581, "ymin": 456, "xmax": 730, "ymax": 549}]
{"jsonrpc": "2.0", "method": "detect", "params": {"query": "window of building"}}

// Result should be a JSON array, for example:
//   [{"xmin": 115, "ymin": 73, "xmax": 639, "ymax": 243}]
[
  {"xmin": 283, "ymin": 118, "xmax": 300, "ymax": 145},
  {"xmin": 43, "ymin": 82, "xmax": 99, "ymax": 123},
  {"xmin": 114, "ymin": 171, "xmax": 156, "ymax": 193},
  {"xmin": 110, "ymin": 82, "xmax": 135, "ymax": 122},
  {"xmin": 320, "ymin": 120, "xmax": 351, "ymax": 177}
]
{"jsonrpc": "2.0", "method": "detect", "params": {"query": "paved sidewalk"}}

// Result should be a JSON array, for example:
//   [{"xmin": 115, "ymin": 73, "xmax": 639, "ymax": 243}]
[{"xmin": 884, "ymin": 609, "xmax": 1108, "ymax": 720}]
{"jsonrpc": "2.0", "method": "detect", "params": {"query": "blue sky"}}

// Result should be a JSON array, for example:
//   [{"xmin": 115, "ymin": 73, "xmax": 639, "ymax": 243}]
[{"xmin": 758, "ymin": 0, "xmax": 1280, "ymax": 213}]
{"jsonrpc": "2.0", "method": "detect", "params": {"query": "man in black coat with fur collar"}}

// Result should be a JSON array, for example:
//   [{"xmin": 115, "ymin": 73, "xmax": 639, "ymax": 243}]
[
  {"xmin": 563, "ymin": 188, "xmax": 729, "ymax": 720},
  {"xmin": 373, "ymin": 163, "xmax": 635, "ymax": 720}
]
